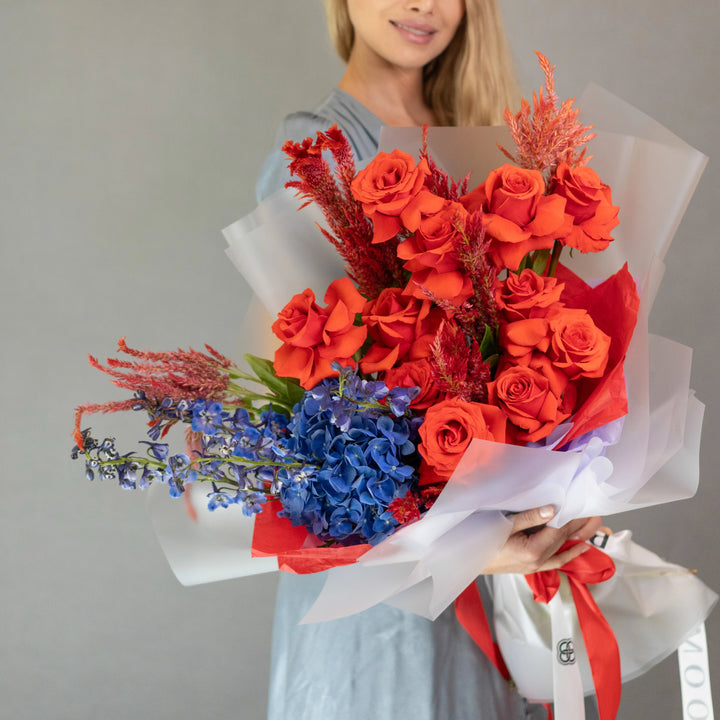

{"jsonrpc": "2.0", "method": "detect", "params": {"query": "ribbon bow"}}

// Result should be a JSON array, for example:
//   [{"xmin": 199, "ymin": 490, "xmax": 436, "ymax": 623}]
[{"xmin": 525, "ymin": 540, "xmax": 620, "ymax": 720}]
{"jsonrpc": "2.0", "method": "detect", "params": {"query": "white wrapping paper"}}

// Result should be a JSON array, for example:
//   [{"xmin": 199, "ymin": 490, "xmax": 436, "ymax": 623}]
[
  {"xmin": 223, "ymin": 188, "xmax": 346, "ymax": 318},
  {"xmin": 148, "ymin": 482, "xmax": 277, "ymax": 584}
]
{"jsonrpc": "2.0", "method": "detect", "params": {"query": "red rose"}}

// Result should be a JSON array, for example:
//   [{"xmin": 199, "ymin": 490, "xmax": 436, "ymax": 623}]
[
  {"xmin": 418, "ymin": 398, "xmax": 507, "ymax": 483},
  {"xmin": 350, "ymin": 150, "xmax": 443, "ymax": 244},
  {"xmin": 360, "ymin": 288, "xmax": 444, "ymax": 374},
  {"xmin": 488, "ymin": 354, "xmax": 576, "ymax": 443},
  {"xmin": 272, "ymin": 277, "xmax": 367, "ymax": 389},
  {"xmin": 382, "ymin": 358, "xmax": 447, "ymax": 410},
  {"xmin": 398, "ymin": 200, "xmax": 473, "ymax": 304},
  {"xmin": 271, "ymin": 288, "xmax": 326, "ymax": 349},
  {"xmin": 461, "ymin": 164, "xmax": 572, "ymax": 270},
  {"xmin": 498, "ymin": 317, "xmax": 551, "ymax": 363},
  {"xmin": 495, "ymin": 268, "xmax": 565, "ymax": 321},
  {"xmin": 547, "ymin": 307, "xmax": 611, "ymax": 379},
  {"xmin": 553, "ymin": 162, "xmax": 619, "ymax": 253}
]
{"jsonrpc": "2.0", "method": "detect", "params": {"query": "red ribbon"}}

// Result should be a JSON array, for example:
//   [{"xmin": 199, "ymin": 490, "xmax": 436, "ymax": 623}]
[
  {"xmin": 455, "ymin": 585, "xmax": 554, "ymax": 720},
  {"xmin": 455, "ymin": 582, "xmax": 510, "ymax": 681},
  {"xmin": 525, "ymin": 540, "xmax": 620, "ymax": 720}
]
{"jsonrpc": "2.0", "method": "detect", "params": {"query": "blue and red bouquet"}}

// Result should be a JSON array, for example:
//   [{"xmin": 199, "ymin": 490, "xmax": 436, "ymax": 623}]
[
  {"xmin": 72, "ymin": 55, "xmax": 715, "ymax": 718},
  {"xmin": 74, "ymin": 54, "xmax": 635, "ymax": 547}
]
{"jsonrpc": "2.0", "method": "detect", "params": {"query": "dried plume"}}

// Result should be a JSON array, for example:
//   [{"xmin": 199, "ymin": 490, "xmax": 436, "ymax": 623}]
[
  {"xmin": 73, "ymin": 338, "xmax": 237, "ymax": 450},
  {"xmin": 499, "ymin": 52, "xmax": 595, "ymax": 176}
]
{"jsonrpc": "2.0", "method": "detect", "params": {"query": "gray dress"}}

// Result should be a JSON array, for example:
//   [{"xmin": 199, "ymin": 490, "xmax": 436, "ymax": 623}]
[{"xmin": 256, "ymin": 88, "xmax": 596, "ymax": 720}]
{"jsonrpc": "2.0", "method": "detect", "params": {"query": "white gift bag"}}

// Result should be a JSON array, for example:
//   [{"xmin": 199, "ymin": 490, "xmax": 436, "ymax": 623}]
[{"xmin": 492, "ymin": 531, "xmax": 717, "ymax": 706}]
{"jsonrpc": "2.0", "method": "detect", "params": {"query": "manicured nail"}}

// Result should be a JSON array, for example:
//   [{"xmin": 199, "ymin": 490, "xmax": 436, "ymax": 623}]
[{"xmin": 539, "ymin": 505, "xmax": 555, "ymax": 519}]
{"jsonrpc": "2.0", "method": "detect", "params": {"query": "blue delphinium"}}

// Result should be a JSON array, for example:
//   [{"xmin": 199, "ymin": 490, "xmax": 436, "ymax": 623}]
[
  {"xmin": 191, "ymin": 399, "xmax": 226, "ymax": 435},
  {"xmin": 193, "ymin": 405, "xmax": 295, "ymax": 512},
  {"xmin": 72, "ymin": 362, "xmax": 422, "ymax": 547}
]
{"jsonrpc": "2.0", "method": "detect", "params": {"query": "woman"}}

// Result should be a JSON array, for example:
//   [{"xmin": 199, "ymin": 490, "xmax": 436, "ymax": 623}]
[
  {"xmin": 258, "ymin": 0, "xmax": 516, "ymax": 199},
  {"xmin": 257, "ymin": 2, "xmax": 601, "ymax": 718}
]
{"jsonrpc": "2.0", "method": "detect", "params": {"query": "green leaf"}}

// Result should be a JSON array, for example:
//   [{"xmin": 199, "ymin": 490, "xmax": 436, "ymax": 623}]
[
  {"xmin": 479, "ymin": 324, "xmax": 498, "ymax": 362},
  {"xmin": 277, "ymin": 377, "xmax": 305, "ymax": 408},
  {"xmin": 244, "ymin": 354, "xmax": 304, "ymax": 408},
  {"xmin": 244, "ymin": 354, "xmax": 282, "ymax": 391},
  {"xmin": 483, "ymin": 353, "xmax": 499, "ymax": 375},
  {"xmin": 516, "ymin": 254, "xmax": 530, "ymax": 272},
  {"xmin": 531, "ymin": 249, "xmax": 550, "ymax": 275}
]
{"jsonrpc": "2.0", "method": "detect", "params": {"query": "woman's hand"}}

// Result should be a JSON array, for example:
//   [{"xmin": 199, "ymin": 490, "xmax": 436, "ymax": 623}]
[{"xmin": 482, "ymin": 506, "xmax": 603, "ymax": 575}]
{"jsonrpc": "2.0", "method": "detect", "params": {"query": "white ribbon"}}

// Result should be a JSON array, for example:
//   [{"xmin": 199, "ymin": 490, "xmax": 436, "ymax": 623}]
[
  {"xmin": 679, "ymin": 623, "xmax": 714, "ymax": 720},
  {"xmin": 550, "ymin": 578, "xmax": 587, "ymax": 720}
]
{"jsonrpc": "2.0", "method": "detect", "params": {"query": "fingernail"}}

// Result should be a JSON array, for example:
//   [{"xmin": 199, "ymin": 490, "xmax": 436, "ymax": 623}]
[{"xmin": 539, "ymin": 505, "xmax": 555, "ymax": 519}]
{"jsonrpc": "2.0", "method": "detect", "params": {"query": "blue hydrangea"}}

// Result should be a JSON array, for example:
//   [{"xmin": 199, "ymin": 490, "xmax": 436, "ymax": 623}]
[{"xmin": 278, "ymin": 370, "xmax": 420, "ymax": 545}]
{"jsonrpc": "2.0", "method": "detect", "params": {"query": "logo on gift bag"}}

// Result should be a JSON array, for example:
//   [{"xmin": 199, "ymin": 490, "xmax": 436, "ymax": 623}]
[{"xmin": 557, "ymin": 638, "xmax": 576, "ymax": 665}]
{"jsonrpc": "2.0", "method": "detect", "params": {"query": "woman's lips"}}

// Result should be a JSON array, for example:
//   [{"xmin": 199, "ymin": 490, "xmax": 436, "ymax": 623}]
[{"xmin": 390, "ymin": 19, "xmax": 437, "ymax": 45}]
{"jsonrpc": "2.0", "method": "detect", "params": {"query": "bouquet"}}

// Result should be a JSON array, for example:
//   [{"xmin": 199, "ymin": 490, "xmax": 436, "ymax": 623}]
[{"xmin": 72, "ymin": 55, "xmax": 715, "ymax": 719}]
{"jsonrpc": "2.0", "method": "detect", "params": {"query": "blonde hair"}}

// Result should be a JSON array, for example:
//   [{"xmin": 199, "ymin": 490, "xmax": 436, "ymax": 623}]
[{"xmin": 323, "ymin": 0, "xmax": 517, "ymax": 126}]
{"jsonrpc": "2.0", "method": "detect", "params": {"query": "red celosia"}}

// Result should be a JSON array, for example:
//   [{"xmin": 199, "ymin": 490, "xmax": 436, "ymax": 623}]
[
  {"xmin": 388, "ymin": 491, "xmax": 421, "ymax": 525},
  {"xmin": 73, "ymin": 338, "xmax": 237, "ymax": 450},
  {"xmin": 499, "ymin": 52, "xmax": 595, "ymax": 176},
  {"xmin": 72, "ymin": 399, "xmax": 139, "ymax": 450},
  {"xmin": 91, "ymin": 337, "xmax": 232, "ymax": 399},
  {"xmin": 453, "ymin": 210, "xmax": 499, "ymax": 332},
  {"xmin": 429, "ymin": 320, "xmax": 491, "ymax": 403},
  {"xmin": 425, "ymin": 211, "xmax": 499, "ymax": 370},
  {"xmin": 283, "ymin": 127, "xmax": 405, "ymax": 298},
  {"xmin": 419, "ymin": 484, "xmax": 444, "ymax": 510}
]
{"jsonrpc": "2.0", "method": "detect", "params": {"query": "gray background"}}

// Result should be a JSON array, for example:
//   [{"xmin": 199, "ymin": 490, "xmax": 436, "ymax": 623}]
[{"xmin": 1, "ymin": 1, "xmax": 717, "ymax": 718}]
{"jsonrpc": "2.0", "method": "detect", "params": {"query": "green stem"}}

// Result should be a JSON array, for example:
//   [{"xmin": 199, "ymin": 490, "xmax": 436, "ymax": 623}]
[
  {"xmin": 226, "ymin": 368, "xmax": 261, "ymax": 383},
  {"xmin": 88, "ymin": 450, "xmax": 311, "ymax": 475},
  {"xmin": 225, "ymin": 382, "xmax": 294, "ymax": 413},
  {"xmin": 546, "ymin": 239, "xmax": 563, "ymax": 277}
]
